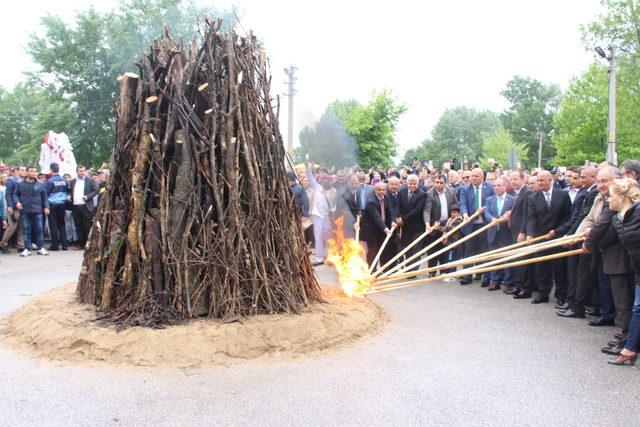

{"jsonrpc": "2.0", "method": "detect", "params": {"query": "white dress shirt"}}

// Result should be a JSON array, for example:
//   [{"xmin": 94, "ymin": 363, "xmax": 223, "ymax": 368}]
[{"xmin": 73, "ymin": 178, "xmax": 86, "ymax": 205}]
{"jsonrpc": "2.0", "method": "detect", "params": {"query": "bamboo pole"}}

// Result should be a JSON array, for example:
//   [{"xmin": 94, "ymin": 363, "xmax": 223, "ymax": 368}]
[
  {"xmin": 392, "ymin": 217, "xmax": 501, "ymax": 277},
  {"xmin": 374, "ymin": 233, "xmax": 581, "ymax": 285},
  {"xmin": 373, "ymin": 225, "xmax": 432, "ymax": 274},
  {"xmin": 374, "ymin": 208, "xmax": 483, "ymax": 279},
  {"xmin": 367, "ymin": 248, "xmax": 585, "ymax": 295},
  {"xmin": 368, "ymin": 224, "xmax": 397, "ymax": 273},
  {"xmin": 355, "ymin": 214, "xmax": 361, "ymax": 242}
]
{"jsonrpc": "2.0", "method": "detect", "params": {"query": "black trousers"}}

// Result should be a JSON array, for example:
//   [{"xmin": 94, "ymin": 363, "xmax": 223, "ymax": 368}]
[
  {"xmin": 570, "ymin": 253, "xmax": 598, "ymax": 313},
  {"xmin": 424, "ymin": 232, "xmax": 448, "ymax": 272},
  {"xmin": 72, "ymin": 204, "xmax": 93, "ymax": 246},
  {"xmin": 566, "ymin": 253, "xmax": 579, "ymax": 305},
  {"xmin": 364, "ymin": 232, "xmax": 393, "ymax": 270},
  {"xmin": 48, "ymin": 203, "xmax": 68, "ymax": 249},
  {"xmin": 609, "ymin": 273, "xmax": 635, "ymax": 334},
  {"xmin": 462, "ymin": 223, "xmax": 488, "ymax": 281},
  {"xmin": 525, "ymin": 247, "xmax": 566, "ymax": 296}
]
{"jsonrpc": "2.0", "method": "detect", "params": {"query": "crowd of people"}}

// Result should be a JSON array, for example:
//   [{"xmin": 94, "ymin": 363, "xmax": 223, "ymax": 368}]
[
  {"xmin": 291, "ymin": 158, "xmax": 640, "ymax": 366},
  {"xmin": 0, "ymin": 163, "xmax": 107, "ymax": 256}
]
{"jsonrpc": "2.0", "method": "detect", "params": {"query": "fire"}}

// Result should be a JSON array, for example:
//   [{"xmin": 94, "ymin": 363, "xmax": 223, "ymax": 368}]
[{"xmin": 327, "ymin": 216, "xmax": 372, "ymax": 297}]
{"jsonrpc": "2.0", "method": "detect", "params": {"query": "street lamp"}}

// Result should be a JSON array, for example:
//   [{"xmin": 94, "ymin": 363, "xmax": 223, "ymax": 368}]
[{"xmin": 595, "ymin": 45, "xmax": 617, "ymax": 165}]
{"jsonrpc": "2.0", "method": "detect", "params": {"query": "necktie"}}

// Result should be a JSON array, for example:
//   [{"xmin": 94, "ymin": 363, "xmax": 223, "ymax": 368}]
[
  {"xmin": 474, "ymin": 187, "xmax": 480, "ymax": 209},
  {"xmin": 379, "ymin": 198, "xmax": 385, "ymax": 221},
  {"xmin": 408, "ymin": 191, "xmax": 413, "ymax": 201},
  {"xmin": 497, "ymin": 196, "xmax": 504, "ymax": 214},
  {"xmin": 545, "ymin": 192, "xmax": 551, "ymax": 206}
]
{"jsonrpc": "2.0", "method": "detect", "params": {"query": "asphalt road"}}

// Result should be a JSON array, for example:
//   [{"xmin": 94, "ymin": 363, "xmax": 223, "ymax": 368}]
[{"xmin": 1, "ymin": 251, "xmax": 639, "ymax": 426}]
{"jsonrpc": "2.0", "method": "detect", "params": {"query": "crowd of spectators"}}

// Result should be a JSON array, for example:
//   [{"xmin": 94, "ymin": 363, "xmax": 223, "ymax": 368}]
[
  {"xmin": 291, "ymin": 157, "xmax": 640, "ymax": 366},
  {"xmin": 0, "ymin": 162, "xmax": 107, "ymax": 256}
]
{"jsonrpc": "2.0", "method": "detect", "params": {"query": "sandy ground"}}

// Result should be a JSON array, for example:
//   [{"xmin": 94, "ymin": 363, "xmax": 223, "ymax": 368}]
[
  {"xmin": 1, "ymin": 251, "xmax": 640, "ymax": 426},
  {"xmin": 1, "ymin": 283, "xmax": 386, "ymax": 368}
]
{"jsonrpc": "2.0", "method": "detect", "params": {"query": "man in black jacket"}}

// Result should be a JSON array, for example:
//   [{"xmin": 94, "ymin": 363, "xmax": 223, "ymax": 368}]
[
  {"xmin": 396, "ymin": 175, "xmax": 427, "ymax": 271},
  {"xmin": 68, "ymin": 165, "xmax": 99, "ymax": 248},
  {"xmin": 505, "ymin": 170, "xmax": 532, "ymax": 295},
  {"xmin": 517, "ymin": 171, "xmax": 572, "ymax": 304},
  {"xmin": 423, "ymin": 174, "xmax": 457, "ymax": 272},
  {"xmin": 14, "ymin": 166, "xmax": 50, "ymax": 256},
  {"xmin": 361, "ymin": 182, "xmax": 396, "ymax": 268}
]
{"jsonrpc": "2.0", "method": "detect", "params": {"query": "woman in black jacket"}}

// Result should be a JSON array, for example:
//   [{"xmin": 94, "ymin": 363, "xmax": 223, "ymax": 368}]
[{"xmin": 606, "ymin": 178, "xmax": 640, "ymax": 365}]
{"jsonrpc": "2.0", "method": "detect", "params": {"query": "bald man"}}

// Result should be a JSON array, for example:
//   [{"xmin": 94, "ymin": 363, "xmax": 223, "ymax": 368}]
[{"xmin": 516, "ymin": 170, "xmax": 571, "ymax": 304}]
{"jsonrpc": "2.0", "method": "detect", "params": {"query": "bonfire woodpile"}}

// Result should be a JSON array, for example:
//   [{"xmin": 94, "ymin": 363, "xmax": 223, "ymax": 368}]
[{"xmin": 76, "ymin": 19, "xmax": 321, "ymax": 326}]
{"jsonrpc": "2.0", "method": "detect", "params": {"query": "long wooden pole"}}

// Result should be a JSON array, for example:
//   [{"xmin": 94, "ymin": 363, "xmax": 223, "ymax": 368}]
[
  {"xmin": 367, "ymin": 248, "xmax": 584, "ymax": 295},
  {"xmin": 355, "ymin": 214, "xmax": 361, "ymax": 242},
  {"xmin": 373, "ymin": 225, "xmax": 432, "ymax": 274},
  {"xmin": 374, "ymin": 233, "xmax": 581, "ymax": 285},
  {"xmin": 368, "ymin": 224, "xmax": 397, "ymax": 273},
  {"xmin": 391, "ymin": 217, "xmax": 501, "ymax": 277},
  {"xmin": 374, "ymin": 208, "xmax": 483, "ymax": 279}
]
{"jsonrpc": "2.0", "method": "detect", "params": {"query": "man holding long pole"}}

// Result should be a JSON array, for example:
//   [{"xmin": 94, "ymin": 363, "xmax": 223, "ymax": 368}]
[{"xmin": 360, "ymin": 181, "xmax": 396, "ymax": 269}]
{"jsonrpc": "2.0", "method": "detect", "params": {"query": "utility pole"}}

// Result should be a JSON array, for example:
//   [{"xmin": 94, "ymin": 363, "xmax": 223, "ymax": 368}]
[
  {"xmin": 596, "ymin": 45, "xmax": 617, "ymax": 165},
  {"xmin": 537, "ymin": 132, "xmax": 543, "ymax": 169},
  {"xmin": 284, "ymin": 65, "xmax": 297, "ymax": 154}
]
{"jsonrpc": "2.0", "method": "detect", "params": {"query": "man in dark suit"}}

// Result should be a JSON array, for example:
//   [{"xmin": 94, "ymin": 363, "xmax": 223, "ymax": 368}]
[
  {"xmin": 386, "ymin": 176, "xmax": 402, "ymax": 260},
  {"xmin": 360, "ymin": 181, "xmax": 396, "ymax": 268},
  {"xmin": 518, "ymin": 171, "xmax": 572, "ymax": 304},
  {"xmin": 483, "ymin": 177, "xmax": 514, "ymax": 291},
  {"xmin": 423, "ymin": 174, "xmax": 458, "ymax": 272},
  {"xmin": 68, "ymin": 164, "xmax": 99, "ymax": 249},
  {"xmin": 558, "ymin": 167, "xmax": 599, "ymax": 316},
  {"xmin": 458, "ymin": 168, "xmax": 494, "ymax": 285},
  {"xmin": 505, "ymin": 170, "xmax": 532, "ymax": 295},
  {"xmin": 394, "ymin": 175, "xmax": 427, "ymax": 270}
]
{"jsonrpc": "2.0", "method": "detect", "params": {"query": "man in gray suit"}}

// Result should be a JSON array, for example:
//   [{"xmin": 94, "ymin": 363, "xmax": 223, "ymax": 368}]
[{"xmin": 423, "ymin": 174, "xmax": 458, "ymax": 273}]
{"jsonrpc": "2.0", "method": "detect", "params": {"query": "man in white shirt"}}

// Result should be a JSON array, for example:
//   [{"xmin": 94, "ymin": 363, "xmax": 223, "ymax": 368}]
[{"xmin": 305, "ymin": 160, "xmax": 337, "ymax": 265}]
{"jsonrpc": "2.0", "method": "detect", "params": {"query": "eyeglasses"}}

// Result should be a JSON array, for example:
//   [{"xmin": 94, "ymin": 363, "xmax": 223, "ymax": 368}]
[
  {"xmin": 597, "ymin": 179, "xmax": 612, "ymax": 184},
  {"xmin": 462, "ymin": 176, "xmax": 470, "ymax": 180}
]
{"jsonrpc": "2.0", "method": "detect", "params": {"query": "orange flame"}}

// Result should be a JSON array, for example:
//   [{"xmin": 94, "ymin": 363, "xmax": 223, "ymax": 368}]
[{"xmin": 327, "ymin": 216, "xmax": 372, "ymax": 297}]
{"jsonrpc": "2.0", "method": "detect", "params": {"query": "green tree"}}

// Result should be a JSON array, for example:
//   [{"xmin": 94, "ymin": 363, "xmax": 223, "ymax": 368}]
[
  {"xmin": 27, "ymin": 0, "xmax": 233, "ymax": 166},
  {"xmin": 344, "ymin": 90, "xmax": 406, "ymax": 168},
  {"xmin": 582, "ymin": 0, "xmax": 640, "ymax": 57},
  {"xmin": 0, "ymin": 83, "xmax": 74, "ymax": 166},
  {"xmin": 479, "ymin": 128, "xmax": 528, "ymax": 169},
  {"xmin": 500, "ymin": 76, "xmax": 562, "ymax": 168},
  {"xmin": 407, "ymin": 106, "xmax": 500, "ymax": 169}
]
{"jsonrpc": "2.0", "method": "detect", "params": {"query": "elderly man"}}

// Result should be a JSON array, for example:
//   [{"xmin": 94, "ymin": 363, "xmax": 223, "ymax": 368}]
[
  {"xmin": 517, "ymin": 171, "xmax": 572, "ymax": 303},
  {"xmin": 385, "ymin": 176, "xmax": 402, "ymax": 259},
  {"xmin": 304, "ymin": 160, "xmax": 337, "ymax": 266},
  {"xmin": 394, "ymin": 175, "xmax": 427, "ymax": 270},
  {"xmin": 483, "ymin": 177, "xmax": 514, "ymax": 291},
  {"xmin": 561, "ymin": 167, "xmax": 621, "ymax": 324},
  {"xmin": 458, "ymin": 167, "xmax": 495, "ymax": 285},
  {"xmin": 423, "ymin": 174, "xmax": 458, "ymax": 273},
  {"xmin": 448, "ymin": 170, "xmax": 461, "ymax": 192},
  {"xmin": 361, "ymin": 181, "xmax": 396, "ymax": 267}
]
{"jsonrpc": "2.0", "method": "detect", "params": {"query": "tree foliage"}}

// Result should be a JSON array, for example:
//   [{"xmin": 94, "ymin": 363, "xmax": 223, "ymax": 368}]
[
  {"xmin": 499, "ymin": 75, "xmax": 562, "ymax": 168},
  {"xmin": 479, "ymin": 128, "xmax": 528, "ymax": 169},
  {"xmin": 25, "ymin": 0, "xmax": 234, "ymax": 166},
  {"xmin": 298, "ymin": 91, "xmax": 405, "ymax": 168},
  {"xmin": 404, "ymin": 106, "xmax": 501, "ymax": 169}
]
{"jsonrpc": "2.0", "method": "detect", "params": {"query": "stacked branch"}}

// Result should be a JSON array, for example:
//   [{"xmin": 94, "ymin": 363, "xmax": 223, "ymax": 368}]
[{"xmin": 76, "ymin": 19, "xmax": 321, "ymax": 327}]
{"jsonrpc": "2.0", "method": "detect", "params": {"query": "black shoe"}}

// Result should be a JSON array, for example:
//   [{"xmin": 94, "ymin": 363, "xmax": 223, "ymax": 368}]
[
  {"xmin": 480, "ymin": 282, "xmax": 490, "ymax": 288},
  {"xmin": 601, "ymin": 345, "xmax": 623, "ymax": 356},
  {"xmin": 0, "ymin": 245, "xmax": 8, "ymax": 254},
  {"xmin": 48, "ymin": 246, "xmax": 60, "ymax": 251},
  {"xmin": 473, "ymin": 274, "xmax": 482, "ymax": 281},
  {"xmin": 503, "ymin": 286, "xmax": 519, "ymax": 295},
  {"xmin": 585, "ymin": 307, "xmax": 600, "ymax": 317},
  {"xmin": 589, "ymin": 317, "xmax": 615, "ymax": 327},
  {"xmin": 459, "ymin": 278, "xmax": 472, "ymax": 285},
  {"xmin": 61, "ymin": 246, "xmax": 68, "ymax": 251},
  {"xmin": 555, "ymin": 303, "xmax": 569, "ymax": 310},
  {"xmin": 532, "ymin": 295, "xmax": 549, "ymax": 304},
  {"xmin": 556, "ymin": 309, "xmax": 585, "ymax": 318},
  {"xmin": 513, "ymin": 291, "xmax": 532, "ymax": 299}
]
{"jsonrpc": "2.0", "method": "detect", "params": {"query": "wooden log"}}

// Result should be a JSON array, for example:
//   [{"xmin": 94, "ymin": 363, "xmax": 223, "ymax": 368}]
[{"xmin": 368, "ymin": 248, "xmax": 585, "ymax": 295}]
